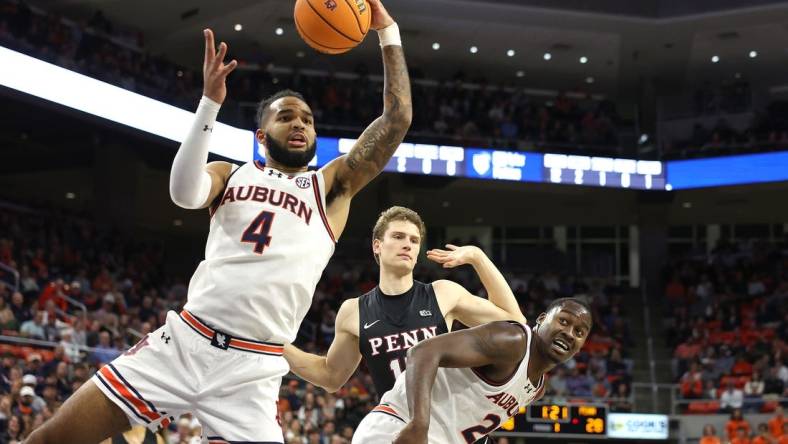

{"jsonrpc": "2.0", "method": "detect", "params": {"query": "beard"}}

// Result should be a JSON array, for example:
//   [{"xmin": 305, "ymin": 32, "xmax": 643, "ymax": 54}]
[{"xmin": 265, "ymin": 133, "xmax": 317, "ymax": 168}]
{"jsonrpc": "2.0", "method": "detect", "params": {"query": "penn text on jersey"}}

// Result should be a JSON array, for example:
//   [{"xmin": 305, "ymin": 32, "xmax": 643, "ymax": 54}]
[{"xmin": 368, "ymin": 326, "xmax": 439, "ymax": 356}]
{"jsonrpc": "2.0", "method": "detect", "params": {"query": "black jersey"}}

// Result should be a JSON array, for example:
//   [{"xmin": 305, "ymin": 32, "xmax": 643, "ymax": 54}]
[{"xmin": 358, "ymin": 280, "xmax": 449, "ymax": 396}]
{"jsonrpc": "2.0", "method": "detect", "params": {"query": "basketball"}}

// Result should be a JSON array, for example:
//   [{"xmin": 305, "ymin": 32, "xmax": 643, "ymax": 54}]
[{"xmin": 294, "ymin": 0, "xmax": 371, "ymax": 54}]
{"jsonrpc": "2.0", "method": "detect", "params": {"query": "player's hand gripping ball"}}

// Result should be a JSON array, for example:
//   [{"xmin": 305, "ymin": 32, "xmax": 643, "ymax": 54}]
[{"xmin": 295, "ymin": 0, "xmax": 383, "ymax": 54}]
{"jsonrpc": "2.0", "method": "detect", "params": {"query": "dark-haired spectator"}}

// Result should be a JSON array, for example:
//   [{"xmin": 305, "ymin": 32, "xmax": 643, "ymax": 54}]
[
  {"xmin": 753, "ymin": 423, "xmax": 775, "ymax": 444},
  {"xmin": 9, "ymin": 291, "xmax": 30, "ymax": 325},
  {"xmin": 4, "ymin": 413, "xmax": 24, "ymax": 442},
  {"xmin": 727, "ymin": 409, "xmax": 752, "ymax": 441}
]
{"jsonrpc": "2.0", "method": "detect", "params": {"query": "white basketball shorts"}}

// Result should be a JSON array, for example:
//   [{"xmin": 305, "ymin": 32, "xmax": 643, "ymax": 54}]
[
  {"xmin": 352, "ymin": 404, "xmax": 407, "ymax": 443},
  {"xmin": 91, "ymin": 310, "xmax": 289, "ymax": 443}
]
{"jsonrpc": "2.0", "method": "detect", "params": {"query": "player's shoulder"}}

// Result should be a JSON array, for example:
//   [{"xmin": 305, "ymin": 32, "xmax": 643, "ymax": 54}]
[
  {"xmin": 337, "ymin": 297, "xmax": 360, "ymax": 334},
  {"xmin": 431, "ymin": 279, "xmax": 461, "ymax": 293},
  {"xmin": 484, "ymin": 321, "xmax": 530, "ymax": 356},
  {"xmin": 431, "ymin": 279, "xmax": 466, "ymax": 302},
  {"xmin": 337, "ymin": 297, "xmax": 360, "ymax": 322}
]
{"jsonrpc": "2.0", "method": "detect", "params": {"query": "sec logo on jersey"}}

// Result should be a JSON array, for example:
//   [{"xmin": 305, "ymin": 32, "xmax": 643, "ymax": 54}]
[{"xmin": 295, "ymin": 177, "xmax": 311, "ymax": 189}]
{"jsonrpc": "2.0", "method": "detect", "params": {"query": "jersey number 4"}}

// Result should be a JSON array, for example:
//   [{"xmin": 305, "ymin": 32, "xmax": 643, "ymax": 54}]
[{"xmin": 242, "ymin": 210, "xmax": 276, "ymax": 254}]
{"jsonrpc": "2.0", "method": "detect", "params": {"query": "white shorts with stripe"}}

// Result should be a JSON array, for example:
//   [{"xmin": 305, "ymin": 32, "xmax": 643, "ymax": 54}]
[
  {"xmin": 91, "ymin": 310, "xmax": 288, "ymax": 444},
  {"xmin": 352, "ymin": 404, "xmax": 407, "ymax": 444}
]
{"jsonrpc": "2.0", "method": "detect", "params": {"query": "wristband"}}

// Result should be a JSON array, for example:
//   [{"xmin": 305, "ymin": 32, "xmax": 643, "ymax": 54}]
[{"xmin": 376, "ymin": 22, "xmax": 401, "ymax": 47}]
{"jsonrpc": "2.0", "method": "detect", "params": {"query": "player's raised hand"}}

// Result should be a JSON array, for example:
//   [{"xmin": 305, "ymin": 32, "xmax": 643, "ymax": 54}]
[
  {"xmin": 367, "ymin": 0, "xmax": 394, "ymax": 30},
  {"xmin": 393, "ymin": 422, "xmax": 427, "ymax": 444},
  {"xmin": 426, "ymin": 244, "xmax": 482, "ymax": 268},
  {"xmin": 202, "ymin": 28, "xmax": 238, "ymax": 104}
]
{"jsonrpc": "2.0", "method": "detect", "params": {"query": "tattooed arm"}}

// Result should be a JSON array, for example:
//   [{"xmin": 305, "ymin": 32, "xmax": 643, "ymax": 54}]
[{"xmin": 320, "ymin": 0, "xmax": 412, "ymax": 238}]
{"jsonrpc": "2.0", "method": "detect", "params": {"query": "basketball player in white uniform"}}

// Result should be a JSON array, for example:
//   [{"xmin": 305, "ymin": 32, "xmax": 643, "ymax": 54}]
[
  {"xmin": 26, "ymin": 1, "xmax": 411, "ymax": 443},
  {"xmin": 352, "ymin": 298, "xmax": 593, "ymax": 444}
]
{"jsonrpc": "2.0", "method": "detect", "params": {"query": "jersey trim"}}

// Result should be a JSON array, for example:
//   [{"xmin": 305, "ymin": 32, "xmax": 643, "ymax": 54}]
[
  {"xmin": 95, "ymin": 364, "xmax": 170, "ymax": 427},
  {"xmin": 371, "ymin": 404, "xmax": 406, "ymax": 423},
  {"xmin": 209, "ymin": 163, "xmax": 242, "ymax": 219},
  {"xmin": 311, "ymin": 173, "xmax": 336, "ymax": 243},
  {"xmin": 470, "ymin": 322, "xmax": 531, "ymax": 387}
]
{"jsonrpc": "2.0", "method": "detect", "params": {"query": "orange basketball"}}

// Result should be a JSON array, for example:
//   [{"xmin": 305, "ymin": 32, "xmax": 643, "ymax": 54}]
[{"xmin": 294, "ymin": 0, "xmax": 371, "ymax": 54}]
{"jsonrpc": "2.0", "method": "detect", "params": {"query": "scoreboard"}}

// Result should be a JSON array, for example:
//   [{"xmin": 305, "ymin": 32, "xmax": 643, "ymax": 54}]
[{"xmin": 497, "ymin": 403, "xmax": 608, "ymax": 438}]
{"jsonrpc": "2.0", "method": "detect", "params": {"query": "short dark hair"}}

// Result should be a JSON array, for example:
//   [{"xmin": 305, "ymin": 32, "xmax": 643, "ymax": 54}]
[
  {"xmin": 255, "ymin": 89, "xmax": 307, "ymax": 128},
  {"xmin": 545, "ymin": 297, "xmax": 593, "ymax": 324}
]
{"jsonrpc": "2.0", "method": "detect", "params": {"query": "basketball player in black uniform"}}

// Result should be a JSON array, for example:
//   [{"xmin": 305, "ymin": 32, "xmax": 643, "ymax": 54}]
[{"xmin": 284, "ymin": 206, "xmax": 524, "ymax": 398}]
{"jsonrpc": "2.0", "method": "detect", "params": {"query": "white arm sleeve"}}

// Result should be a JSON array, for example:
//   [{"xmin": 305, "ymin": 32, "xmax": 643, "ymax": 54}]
[{"xmin": 169, "ymin": 96, "xmax": 221, "ymax": 209}]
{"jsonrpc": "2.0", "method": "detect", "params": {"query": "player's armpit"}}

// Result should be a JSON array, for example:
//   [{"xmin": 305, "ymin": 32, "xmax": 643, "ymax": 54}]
[{"xmin": 202, "ymin": 161, "xmax": 234, "ymax": 208}]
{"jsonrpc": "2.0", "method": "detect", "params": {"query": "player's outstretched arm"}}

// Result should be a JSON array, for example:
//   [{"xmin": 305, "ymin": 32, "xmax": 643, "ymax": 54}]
[
  {"xmin": 283, "ymin": 299, "xmax": 362, "ymax": 393},
  {"xmin": 393, "ymin": 322, "xmax": 527, "ymax": 444},
  {"xmin": 169, "ymin": 29, "xmax": 238, "ymax": 209},
  {"xmin": 429, "ymin": 245, "xmax": 526, "ymax": 326},
  {"xmin": 320, "ymin": 1, "xmax": 412, "ymax": 231}
]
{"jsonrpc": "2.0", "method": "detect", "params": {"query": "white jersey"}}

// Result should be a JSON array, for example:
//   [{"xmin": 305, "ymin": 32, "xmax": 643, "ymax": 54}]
[
  {"xmin": 379, "ymin": 323, "xmax": 544, "ymax": 443},
  {"xmin": 184, "ymin": 161, "xmax": 335, "ymax": 343}
]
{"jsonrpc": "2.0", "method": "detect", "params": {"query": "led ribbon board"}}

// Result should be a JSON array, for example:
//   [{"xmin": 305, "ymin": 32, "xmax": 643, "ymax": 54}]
[{"xmin": 3, "ymin": 45, "xmax": 787, "ymax": 190}]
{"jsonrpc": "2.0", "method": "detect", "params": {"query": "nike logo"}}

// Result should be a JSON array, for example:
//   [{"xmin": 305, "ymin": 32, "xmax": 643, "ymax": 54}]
[{"xmin": 363, "ymin": 320, "xmax": 381, "ymax": 329}]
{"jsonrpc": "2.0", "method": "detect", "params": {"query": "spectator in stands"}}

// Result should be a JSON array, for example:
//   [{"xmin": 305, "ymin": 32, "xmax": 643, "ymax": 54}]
[
  {"xmin": 9, "ymin": 291, "xmax": 30, "ymax": 326},
  {"xmin": 753, "ymin": 423, "xmax": 775, "ymax": 444},
  {"xmin": 765, "ymin": 366, "xmax": 786, "ymax": 396},
  {"xmin": 704, "ymin": 380, "xmax": 719, "ymax": 399},
  {"xmin": 721, "ymin": 380, "xmax": 745, "ymax": 412},
  {"xmin": 17, "ymin": 386, "xmax": 40, "ymax": 416},
  {"xmin": 771, "ymin": 407, "xmax": 785, "ymax": 440},
  {"xmin": 732, "ymin": 427, "xmax": 753, "ymax": 444},
  {"xmin": 89, "ymin": 330, "xmax": 119, "ymax": 365},
  {"xmin": 746, "ymin": 371, "xmax": 765, "ymax": 397},
  {"xmin": 19, "ymin": 310, "xmax": 45, "ymax": 340},
  {"xmin": 609, "ymin": 383, "xmax": 633, "ymax": 412},
  {"xmin": 4, "ymin": 413, "xmax": 24, "ymax": 442},
  {"xmin": 58, "ymin": 328, "xmax": 81, "ymax": 363},
  {"xmin": 732, "ymin": 352, "xmax": 755, "ymax": 376},
  {"xmin": 681, "ymin": 362, "xmax": 704, "ymax": 398},
  {"xmin": 700, "ymin": 424, "xmax": 722, "ymax": 444},
  {"xmin": 745, "ymin": 370, "xmax": 765, "ymax": 411},
  {"xmin": 727, "ymin": 409, "xmax": 752, "ymax": 441},
  {"xmin": 565, "ymin": 367, "xmax": 593, "ymax": 397},
  {"xmin": 0, "ymin": 295, "xmax": 17, "ymax": 331},
  {"xmin": 21, "ymin": 374, "xmax": 44, "ymax": 413},
  {"xmin": 547, "ymin": 367, "xmax": 568, "ymax": 397}
]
